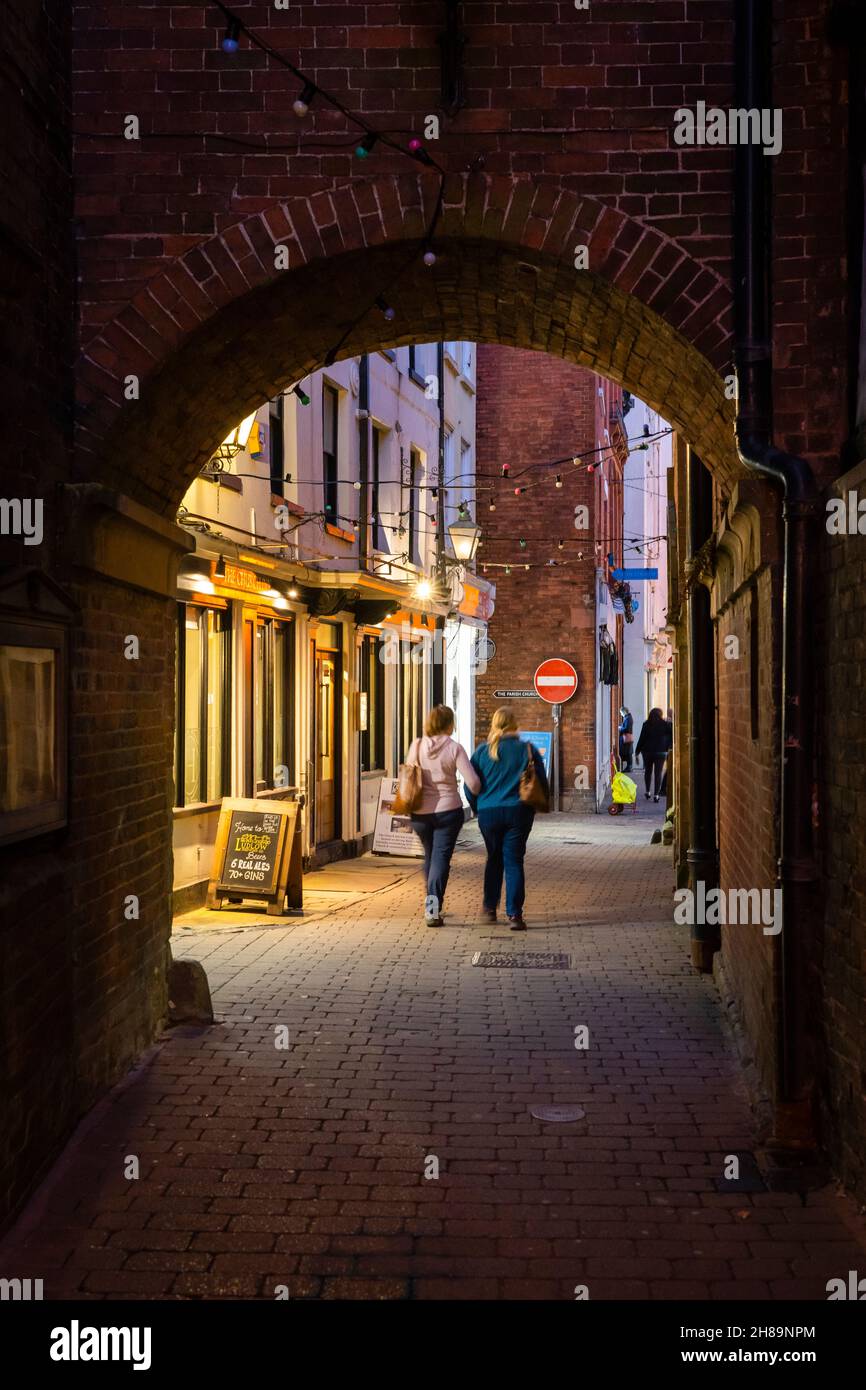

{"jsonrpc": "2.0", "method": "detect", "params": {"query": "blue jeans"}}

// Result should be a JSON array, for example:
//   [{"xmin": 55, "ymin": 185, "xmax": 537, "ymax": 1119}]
[
  {"xmin": 478, "ymin": 803, "xmax": 535, "ymax": 918},
  {"xmin": 410, "ymin": 807, "xmax": 464, "ymax": 915}
]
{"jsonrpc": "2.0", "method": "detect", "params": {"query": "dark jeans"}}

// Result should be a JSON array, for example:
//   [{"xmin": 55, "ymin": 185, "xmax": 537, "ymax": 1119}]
[
  {"xmin": 410, "ymin": 807, "xmax": 464, "ymax": 915},
  {"xmin": 478, "ymin": 803, "xmax": 535, "ymax": 918},
  {"xmin": 644, "ymin": 754, "xmax": 667, "ymax": 796},
  {"xmin": 619, "ymin": 741, "xmax": 633, "ymax": 772}
]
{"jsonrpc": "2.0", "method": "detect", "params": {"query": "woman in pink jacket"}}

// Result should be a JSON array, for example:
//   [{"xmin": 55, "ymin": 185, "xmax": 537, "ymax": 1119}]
[{"xmin": 407, "ymin": 705, "xmax": 481, "ymax": 927}]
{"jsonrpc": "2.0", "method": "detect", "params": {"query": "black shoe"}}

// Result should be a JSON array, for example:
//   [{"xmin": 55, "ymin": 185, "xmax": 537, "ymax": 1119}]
[
  {"xmin": 508, "ymin": 916, "xmax": 527, "ymax": 931},
  {"xmin": 644, "ymin": 793, "xmax": 650, "ymax": 800},
  {"xmin": 480, "ymin": 908, "xmax": 497, "ymax": 924},
  {"xmin": 653, "ymin": 795, "xmax": 659, "ymax": 803}
]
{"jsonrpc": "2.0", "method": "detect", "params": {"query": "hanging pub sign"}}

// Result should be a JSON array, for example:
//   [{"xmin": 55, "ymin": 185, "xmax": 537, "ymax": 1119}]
[{"xmin": 206, "ymin": 797, "xmax": 303, "ymax": 915}]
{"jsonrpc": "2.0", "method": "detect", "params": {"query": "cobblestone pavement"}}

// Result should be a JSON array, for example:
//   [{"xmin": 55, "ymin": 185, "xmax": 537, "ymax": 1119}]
[{"xmin": 4, "ymin": 811, "xmax": 866, "ymax": 1301}]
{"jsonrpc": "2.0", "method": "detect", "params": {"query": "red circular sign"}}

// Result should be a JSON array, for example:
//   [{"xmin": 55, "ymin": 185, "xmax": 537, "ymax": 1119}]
[{"xmin": 534, "ymin": 658, "xmax": 578, "ymax": 704}]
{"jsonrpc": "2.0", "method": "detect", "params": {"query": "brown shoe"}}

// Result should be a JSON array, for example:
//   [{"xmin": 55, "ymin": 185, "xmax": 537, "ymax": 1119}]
[
  {"xmin": 508, "ymin": 916, "xmax": 527, "ymax": 931},
  {"xmin": 480, "ymin": 908, "xmax": 497, "ymax": 924}
]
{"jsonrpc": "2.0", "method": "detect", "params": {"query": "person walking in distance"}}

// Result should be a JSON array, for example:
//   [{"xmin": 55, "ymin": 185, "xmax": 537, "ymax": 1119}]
[
  {"xmin": 618, "ymin": 706, "xmax": 634, "ymax": 772},
  {"xmin": 634, "ymin": 706, "xmax": 672, "ymax": 803},
  {"xmin": 407, "ymin": 705, "xmax": 480, "ymax": 927},
  {"xmin": 467, "ymin": 707, "xmax": 549, "ymax": 931}
]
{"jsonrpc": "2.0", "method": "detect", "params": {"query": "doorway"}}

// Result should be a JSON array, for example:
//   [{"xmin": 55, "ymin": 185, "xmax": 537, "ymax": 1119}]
[{"xmin": 313, "ymin": 637, "xmax": 341, "ymax": 845}]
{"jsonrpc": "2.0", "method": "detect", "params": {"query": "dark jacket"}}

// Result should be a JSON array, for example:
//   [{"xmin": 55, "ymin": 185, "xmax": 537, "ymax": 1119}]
[
  {"xmin": 635, "ymin": 717, "xmax": 672, "ymax": 761},
  {"xmin": 467, "ymin": 735, "xmax": 549, "ymax": 811}
]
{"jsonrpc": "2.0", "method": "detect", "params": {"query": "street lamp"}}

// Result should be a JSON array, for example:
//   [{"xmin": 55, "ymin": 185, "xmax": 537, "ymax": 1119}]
[
  {"xmin": 447, "ymin": 510, "xmax": 481, "ymax": 563},
  {"xmin": 202, "ymin": 412, "xmax": 257, "ymax": 476}
]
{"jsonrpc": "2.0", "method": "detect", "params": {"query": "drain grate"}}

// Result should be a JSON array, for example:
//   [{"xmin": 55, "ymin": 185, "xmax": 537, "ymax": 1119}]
[
  {"xmin": 530, "ymin": 1105, "xmax": 586, "ymax": 1123},
  {"xmin": 471, "ymin": 950, "xmax": 571, "ymax": 969}
]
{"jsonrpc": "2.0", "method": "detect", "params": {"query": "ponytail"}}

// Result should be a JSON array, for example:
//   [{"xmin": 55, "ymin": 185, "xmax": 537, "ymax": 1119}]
[{"xmin": 487, "ymin": 706, "xmax": 519, "ymax": 761}]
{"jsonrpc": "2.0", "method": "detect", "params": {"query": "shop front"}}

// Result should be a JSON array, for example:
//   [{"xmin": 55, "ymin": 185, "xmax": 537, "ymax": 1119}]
[{"xmin": 172, "ymin": 554, "xmax": 305, "ymax": 911}]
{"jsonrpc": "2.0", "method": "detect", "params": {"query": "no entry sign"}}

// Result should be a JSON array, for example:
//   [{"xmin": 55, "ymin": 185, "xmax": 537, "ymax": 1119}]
[{"xmin": 534, "ymin": 658, "xmax": 578, "ymax": 704}]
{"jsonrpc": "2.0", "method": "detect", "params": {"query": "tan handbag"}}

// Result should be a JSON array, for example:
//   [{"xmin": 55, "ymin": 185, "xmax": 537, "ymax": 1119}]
[
  {"xmin": 519, "ymin": 743, "xmax": 550, "ymax": 812},
  {"xmin": 392, "ymin": 739, "xmax": 423, "ymax": 814}
]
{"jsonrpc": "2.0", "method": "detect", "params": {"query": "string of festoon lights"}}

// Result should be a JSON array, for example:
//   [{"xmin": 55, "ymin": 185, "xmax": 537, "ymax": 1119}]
[
  {"xmin": 229, "ymin": 425, "xmax": 672, "ymax": 500},
  {"xmin": 206, "ymin": 1, "xmax": 449, "ymax": 369},
  {"xmin": 76, "ymin": 5, "xmax": 449, "ymax": 375}
]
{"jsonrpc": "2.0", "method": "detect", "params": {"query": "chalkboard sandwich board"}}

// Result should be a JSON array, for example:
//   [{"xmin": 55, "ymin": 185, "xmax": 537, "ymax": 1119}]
[{"xmin": 206, "ymin": 797, "xmax": 302, "ymax": 916}]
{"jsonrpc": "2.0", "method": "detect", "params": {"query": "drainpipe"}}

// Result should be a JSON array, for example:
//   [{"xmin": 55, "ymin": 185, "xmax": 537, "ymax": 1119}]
[
  {"xmin": 686, "ymin": 451, "xmax": 719, "ymax": 971},
  {"xmin": 433, "ymin": 343, "xmax": 446, "ymax": 706},
  {"xmin": 357, "ymin": 355, "xmax": 370, "ymax": 837},
  {"xmin": 358, "ymin": 354, "xmax": 370, "ymax": 568},
  {"xmin": 733, "ymin": 0, "xmax": 818, "ymax": 1115}
]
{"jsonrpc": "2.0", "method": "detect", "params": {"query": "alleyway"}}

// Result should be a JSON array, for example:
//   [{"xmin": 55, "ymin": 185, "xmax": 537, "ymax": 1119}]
[{"xmin": 4, "ymin": 814, "xmax": 866, "ymax": 1302}]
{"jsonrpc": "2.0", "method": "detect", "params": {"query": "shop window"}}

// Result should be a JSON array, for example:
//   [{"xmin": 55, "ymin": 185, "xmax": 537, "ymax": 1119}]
[
  {"xmin": 323, "ymin": 383, "xmax": 339, "ymax": 521},
  {"xmin": 175, "ymin": 605, "xmax": 231, "ymax": 807},
  {"xmin": 254, "ymin": 615, "xmax": 295, "ymax": 792},
  {"xmin": 398, "ymin": 638, "xmax": 424, "ymax": 756},
  {"xmin": 360, "ymin": 633, "xmax": 385, "ymax": 772}
]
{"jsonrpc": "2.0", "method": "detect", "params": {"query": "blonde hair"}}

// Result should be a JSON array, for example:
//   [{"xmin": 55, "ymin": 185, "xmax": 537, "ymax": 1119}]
[
  {"xmin": 424, "ymin": 704, "xmax": 455, "ymax": 737},
  {"xmin": 487, "ymin": 706, "xmax": 519, "ymax": 760}
]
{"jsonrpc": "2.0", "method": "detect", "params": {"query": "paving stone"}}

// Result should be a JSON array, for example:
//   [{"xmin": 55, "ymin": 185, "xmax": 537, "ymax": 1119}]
[{"xmin": 2, "ymin": 815, "xmax": 866, "ymax": 1301}]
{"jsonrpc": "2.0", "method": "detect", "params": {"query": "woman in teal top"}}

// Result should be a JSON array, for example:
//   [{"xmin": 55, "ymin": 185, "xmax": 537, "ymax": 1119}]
[{"xmin": 466, "ymin": 707, "xmax": 548, "ymax": 930}]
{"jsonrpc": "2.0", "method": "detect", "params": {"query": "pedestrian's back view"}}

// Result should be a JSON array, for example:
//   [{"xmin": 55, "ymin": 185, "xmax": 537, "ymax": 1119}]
[
  {"xmin": 468, "ymin": 707, "xmax": 548, "ymax": 931},
  {"xmin": 406, "ymin": 704, "xmax": 480, "ymax": 927}
]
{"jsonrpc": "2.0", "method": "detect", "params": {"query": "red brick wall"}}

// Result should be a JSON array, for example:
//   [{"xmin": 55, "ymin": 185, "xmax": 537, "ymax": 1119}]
[
  {"xmin": 474, "ymin": 346, "xmax": 623, "ymax": 807},
  {"xmin": 0, "ymin": 571, "xmax": 175, "ymax": 1229},
  {"xmin": 71, "ymin": 2, "xmax": 750, "ymax": 494},
  {"xmin": 816, "ymin": 478, "xmax": 866, "ymax": 1201},
  {"xmin": 0, "ymin": 3, "xmax": 175, "ymax": 1229},
  {"xmin": 1, "ymin": 0, "xmax": 858, "ymax": 1224},
  {"xmin": 715, "ymin": 564, "xmax": 781, "ymax": 1096}
]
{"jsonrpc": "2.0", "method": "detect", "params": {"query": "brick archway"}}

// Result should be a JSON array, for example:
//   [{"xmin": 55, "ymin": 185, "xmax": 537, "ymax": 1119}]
[{"xmin": 75, "ymin": 174, "xmax": 737, "ymax": 514}]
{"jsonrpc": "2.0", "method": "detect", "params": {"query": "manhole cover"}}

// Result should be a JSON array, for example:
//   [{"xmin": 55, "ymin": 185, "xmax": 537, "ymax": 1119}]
[
  {"xmin": 471, "ymin": 951, "xmax": 571, "ymax": 969},
  {"xmin": 530, "ymin": 1105, "xmax": 586, "ymax": 1123}
]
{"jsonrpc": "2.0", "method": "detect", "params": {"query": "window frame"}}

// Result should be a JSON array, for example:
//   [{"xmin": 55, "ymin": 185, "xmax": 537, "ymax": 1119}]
[
  {"xmin": 408, "ymin": 447, "xmax": 422, "ymax": 566},
  {"xmin": 371, "ymin": 426, "xmax": 389, "ymax": 553},
  {"xmin": 269, "ymin": 394, "xmax": 285, "ymax": 497},
  {"xmin": 0, "ymin": 618, "xmax": 69, "ymax": 846},
  {"xmin": 359, "ymin": 633, "xmax": 386, "ymax": 773},
  {"xmin": 254, "ymin": 613, "xmax": 295, "ymax": 794},
  {"xmin": 408, "ymin": 344, "xmax": 426, "ymax": 388},
  {"xmin": 175, "ymin": 603, "xmax": 232, "ymax": 809},
  {"xmin": 322, "ymin": 382, "xmax": 339, "ymax": 521}
]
